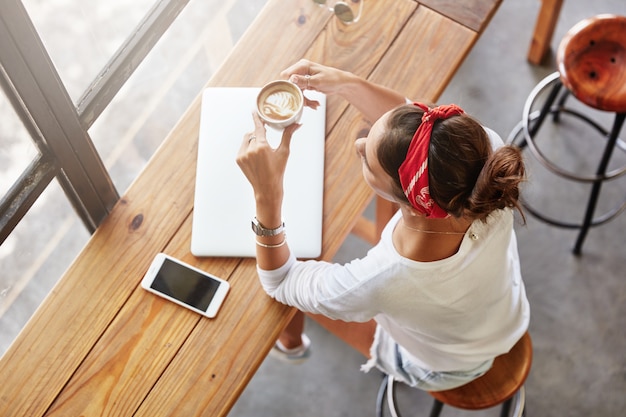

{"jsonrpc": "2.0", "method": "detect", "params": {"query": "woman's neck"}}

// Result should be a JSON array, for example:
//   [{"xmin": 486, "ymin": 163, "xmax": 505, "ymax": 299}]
[{"xmin": 392, "ymin": 208, "xmax": 472, "ymax": 262}]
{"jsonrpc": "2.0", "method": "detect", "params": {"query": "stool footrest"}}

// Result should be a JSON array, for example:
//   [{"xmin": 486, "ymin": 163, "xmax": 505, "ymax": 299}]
[{"xmin": 508, "ymin": 71, "xmax": 626, "ymax": 254}]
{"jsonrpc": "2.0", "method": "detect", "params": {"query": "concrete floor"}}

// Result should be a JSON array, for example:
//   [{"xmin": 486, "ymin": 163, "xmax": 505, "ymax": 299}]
[
  {"xmin": 1, "ymin": 1, "xmax": 626, "ymax": 416},
  {"xmin": 231, "ymin": 2, "xmax": 626, "ymax": 417}
]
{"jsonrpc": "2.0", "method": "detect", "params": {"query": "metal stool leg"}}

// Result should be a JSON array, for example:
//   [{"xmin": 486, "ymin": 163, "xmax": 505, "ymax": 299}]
[
  {"xmin": 573, "ymin": 112, "xmax": 626, "ymax": 255},
  {"xmin": 376, "ymin": 375, "xmax": 403, "ymax": 417},
  {"xmin": 376, "ymin": 375, "xmax": 388, "ymax": 417},
  {"xmin": 386, "ymin": 376, "xmax": 402, "ymax": 417},
  {"xmin": 529, "ymin": 78, "xmax": 563, "ymax": 137},
  {"xmin": 511, "ymin": 386, "xmax": 527, "ymax": 417},
  {"xmin": 500, "ymin": 398, "xmax": 512, "ymax": 417},
  {"xmin": 553, "ymin": 88, "xmax": 570, "ymax": 123},
  {"xmin": 428, "ymin": 399, "xmax": 444, "ymax": 417},
  {"xmin": 519, "ymin": 76, "xmax": 563, "ymax": 149}
]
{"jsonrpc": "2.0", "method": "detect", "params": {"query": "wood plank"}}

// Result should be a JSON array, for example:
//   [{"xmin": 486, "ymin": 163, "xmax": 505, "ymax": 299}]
[
  {"xmin": 527, "ymin": 0, "xmax": 564, "ymax": 65},
  {"xmin": 45, "ymin": 208, "xmax": 292, "ymax": 417},
  {"xmin": 369, "ymin": 6, "xmax": 477, "ymax": 101},
  {"xmin": 206, "ymin": 0, "xmax": 331, "ymax": 87},
  {"xmin": 351, "ymin": 6, "xmax": 478, "ymax": 241},
  {"xmin": 0, "ymin": 2, "xmax": 331, "ymax": 416},
  {"xmin": 305, "ymin": 0, "xmax": 418, "ymax": 128},
  {"xmin": 0, "ymin": 106, "xmax": 202, "ymax": 417},
  {"xmin": 338, "ymin": 6, "xmax": 478, "ymax": 247},
  {"xmin": 0, "ymin": 1, "xmax": 499, "ymax": 416},
  {"xmin": 351, "ymin": 215, "xmax": 378, "ymax": 244},
  {"xmin": 135, "ymin": 2, "xmax": 421, "ymax": 415},
  {"xmin": 322, "ymin": 105, "xmax": 376, "ymax": 259},
  {"xmin": 43, "ymin": 213, "xmax": 243, "ymax": 416},
  {"xmin": 418, "ymin": 0, "xmax": 501, "ymax": 32},
  {"xmin": 134, "ymin": 260, "xmax": 294, "ymax": 417},
  {"xmin": 305, "ymin": 0, "xmax": 419, "ymax": 257}
]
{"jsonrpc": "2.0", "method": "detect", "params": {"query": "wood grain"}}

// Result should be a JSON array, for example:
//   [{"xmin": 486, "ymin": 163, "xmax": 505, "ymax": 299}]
[
  {"xmin": 527, "ymin": 0, "xmax": 564, "ymax": 65},
  {"xmin": 429, "ymin": 332, "xmax": 532, "ymax": 409},
  {"xmin": 347, "ymin": 5, "xmax": 478, "ymax": 243},
  {"xmin": 0, "ymin": 0, "xmax": 503, "ymax": 415},
  {"xmin": 306, "ymin": 0, "xmax": 418, "ymax": 127},
  {"xmin": 418, "ymin": 0, "xmax": 501, "ymax": 32},
  {"xmin": 0, "ymin": 106, "xmax": 202, "ymax": 416},
  {"xmin": 43, "ymin": 213, "xmax": 244, "ymax": 416}
]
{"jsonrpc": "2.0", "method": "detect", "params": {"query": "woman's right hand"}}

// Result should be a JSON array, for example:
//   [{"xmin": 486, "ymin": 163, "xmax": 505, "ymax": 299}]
[
  {"xmin": 282, "ymin": 59, "xmax": 406, "ymax": 124},
  {"xmin": 281, "ymin": 59, "xmax": 350, "ymax": 98}
]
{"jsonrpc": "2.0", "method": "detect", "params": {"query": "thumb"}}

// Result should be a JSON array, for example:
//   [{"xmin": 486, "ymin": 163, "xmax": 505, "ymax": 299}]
[{"xmin": 278, "ymin": 123, "xmax": 301, "ymax": 154}]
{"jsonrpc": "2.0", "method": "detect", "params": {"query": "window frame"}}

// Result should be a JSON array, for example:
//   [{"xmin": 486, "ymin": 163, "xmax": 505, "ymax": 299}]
[{"xmin": 0, "ymin": 0, "xmax": 190, "ymax": 244}]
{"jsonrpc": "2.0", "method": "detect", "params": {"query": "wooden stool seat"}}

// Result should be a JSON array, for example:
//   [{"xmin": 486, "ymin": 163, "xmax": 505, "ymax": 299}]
[
  {"xmin": 376, "ymin": 332, "xmax": 532, "ymax": 417},
  {"xmin": 429, "ymin": 332, "xmax": 533, "ymax": 410},
  {"xmin": 557, "ymin": 14, "xmax": 626, "ymax": 112}
]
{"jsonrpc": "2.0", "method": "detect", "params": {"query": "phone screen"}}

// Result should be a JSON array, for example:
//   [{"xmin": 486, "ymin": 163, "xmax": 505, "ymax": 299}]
[{"xmin": 150, "ymin": 258, "xmax": 221, "ymax": 311}]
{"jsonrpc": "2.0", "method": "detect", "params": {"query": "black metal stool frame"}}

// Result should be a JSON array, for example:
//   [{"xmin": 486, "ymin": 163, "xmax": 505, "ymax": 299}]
[
  {"xmin": 375, "ymin": 374, "xmax": 526, "ymax": 417},
  {"xmin": 508, "ymin": 71, "xmax": 626, "ymax": 255}
]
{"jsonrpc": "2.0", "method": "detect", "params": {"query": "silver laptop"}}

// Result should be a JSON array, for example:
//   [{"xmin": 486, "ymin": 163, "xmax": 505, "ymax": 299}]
[{"xmin": 191, "ymin": 87, "xmax": 326, "ymax": 258}]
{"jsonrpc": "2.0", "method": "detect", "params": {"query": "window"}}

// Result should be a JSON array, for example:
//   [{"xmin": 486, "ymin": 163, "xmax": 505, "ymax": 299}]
[{"xmin": 0, "ymin": 0, "xmax": 265, "ymax": 354}]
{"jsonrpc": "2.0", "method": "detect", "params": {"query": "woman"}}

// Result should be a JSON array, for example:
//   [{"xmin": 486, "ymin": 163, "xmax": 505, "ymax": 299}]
[{"xmin": 236, "ymin": 60, "xmax": 530, "ymax": 391}]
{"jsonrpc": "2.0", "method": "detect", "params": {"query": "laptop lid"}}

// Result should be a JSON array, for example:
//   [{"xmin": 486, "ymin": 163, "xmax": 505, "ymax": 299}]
[{"xmin": 191, "ymin": 87, "xmax": 326, "ymax": 258}]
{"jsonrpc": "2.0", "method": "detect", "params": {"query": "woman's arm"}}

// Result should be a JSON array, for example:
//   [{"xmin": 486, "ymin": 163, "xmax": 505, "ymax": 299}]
[
  {"xmin": 235, "ymin": 114, "xmax": 300, "ymax": 271},
  {"xmin": 238, "ymin": 61, "xmax": 404, "ymax": 273},
  {"xmin": 281, "ymin": 59, "xmax": 406, "ymax": 122}
]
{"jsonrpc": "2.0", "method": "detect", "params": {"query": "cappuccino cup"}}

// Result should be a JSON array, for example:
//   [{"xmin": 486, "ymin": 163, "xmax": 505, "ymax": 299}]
[{"xmin": 256, "ymin": 80, "xmax": 304, "ymax": 129}]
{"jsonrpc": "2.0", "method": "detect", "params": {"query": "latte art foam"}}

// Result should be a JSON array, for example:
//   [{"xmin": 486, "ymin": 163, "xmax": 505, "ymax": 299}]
[
  {"xmin": 261, "ymin": 91, "xmax": 299, "ymax": 120},
  {"xmin": 257, "ymin": 80, "xmax": 303, "ymax": 129}
]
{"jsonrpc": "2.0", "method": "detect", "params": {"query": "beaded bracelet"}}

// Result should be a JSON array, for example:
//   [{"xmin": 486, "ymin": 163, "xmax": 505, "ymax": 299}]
[{"xmin": 255, "ymin": 235, "xmax": 287, "ymax": 248}]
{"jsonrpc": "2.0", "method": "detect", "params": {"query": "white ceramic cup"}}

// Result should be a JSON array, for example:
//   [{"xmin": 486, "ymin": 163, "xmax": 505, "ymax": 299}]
[{"xmin": 256, "ymin": 80, "xmax": 304, "ymax": 129}]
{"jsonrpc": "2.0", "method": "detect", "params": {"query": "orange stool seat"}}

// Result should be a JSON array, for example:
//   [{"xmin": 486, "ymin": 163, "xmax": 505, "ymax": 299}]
[
  {"xmin": 558, "ymin": 14, "xmax": 626, "ymax": 113},
  {"xmin": 377, "ymin": 332, "xmax": 533, "ymax": 417},
  {"xmin": 430, "ymin": 332, "xmax": 532, "ymax": 413}
]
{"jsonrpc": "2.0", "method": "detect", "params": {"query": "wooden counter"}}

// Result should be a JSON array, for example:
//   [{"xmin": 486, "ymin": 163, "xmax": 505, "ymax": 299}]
[{"xmin": 0, "ymin": 1, "xmax": 502, "ymax": 415}]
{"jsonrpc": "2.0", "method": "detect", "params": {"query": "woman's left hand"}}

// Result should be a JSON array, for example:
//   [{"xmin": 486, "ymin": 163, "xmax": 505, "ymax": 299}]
[{"xmin": 236, "ymin": 113, "xmax": 301, "ymax": 218}]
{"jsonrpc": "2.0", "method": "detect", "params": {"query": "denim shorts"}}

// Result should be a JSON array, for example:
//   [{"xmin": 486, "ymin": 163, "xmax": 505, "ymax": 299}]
[{"xmin": 361, "ymin": 326, "xmax": 494, "ymax": 392}]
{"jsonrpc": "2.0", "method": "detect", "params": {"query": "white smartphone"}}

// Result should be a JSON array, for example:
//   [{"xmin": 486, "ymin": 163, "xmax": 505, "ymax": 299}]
[{"xmin": 141, "ymin": 253, "xmax": 230, "ymax": 318}]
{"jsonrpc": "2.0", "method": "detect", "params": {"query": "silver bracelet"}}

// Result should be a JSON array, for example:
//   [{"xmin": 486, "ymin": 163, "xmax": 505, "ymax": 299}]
[{"xmin": 255, "ymin": 236, "xmax": 287, "ymax": 248}]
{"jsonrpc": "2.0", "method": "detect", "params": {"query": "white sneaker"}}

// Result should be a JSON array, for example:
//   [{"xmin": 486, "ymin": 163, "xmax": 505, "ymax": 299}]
[{"xmin": 269, "ymin": 334, "xmax": 311, "ymax": 364}]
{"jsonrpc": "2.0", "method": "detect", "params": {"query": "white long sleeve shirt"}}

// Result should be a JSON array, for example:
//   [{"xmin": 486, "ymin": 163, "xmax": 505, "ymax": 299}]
[
  {"xmin": 258, "ymin": 208, "xmax": 529, "ymax": 372},
  {"xmin": 257, "ymin": 127, "xmax": 530, "ymax": 372}
]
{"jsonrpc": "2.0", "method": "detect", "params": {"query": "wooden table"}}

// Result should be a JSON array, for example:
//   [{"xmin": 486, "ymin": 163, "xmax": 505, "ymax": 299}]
[
  {"xmin": 527, "ymin": 0, "xmax": 564, "ymax": 65},
  {"xmin": 0, "ymin": 0, "xmax": 502, "ymax": 415}
]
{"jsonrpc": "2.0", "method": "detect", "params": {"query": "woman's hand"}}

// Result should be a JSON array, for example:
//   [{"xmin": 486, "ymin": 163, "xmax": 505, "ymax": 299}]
[
  {"xmin": 281, "ymin": 59, "xmax": 352, "ymax": 109},
  {"xmin": 281, "ymin": 59, "xmax": 406, "ymax": 122},
  {"xmin": 236, "ymin": 113, "xmax": 301, "ymax": 225}
]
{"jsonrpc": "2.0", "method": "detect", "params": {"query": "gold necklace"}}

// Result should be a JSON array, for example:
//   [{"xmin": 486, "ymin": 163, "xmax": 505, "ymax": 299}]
[{"xmin": 400, "ymin": 218, "xmax": 478, "ymax": 240}]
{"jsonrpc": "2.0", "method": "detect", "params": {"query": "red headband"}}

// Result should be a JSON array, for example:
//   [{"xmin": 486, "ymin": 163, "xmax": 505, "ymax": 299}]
[{"xmin": 398, "ymin": 102, "xmax": 464, "ymax": 218}]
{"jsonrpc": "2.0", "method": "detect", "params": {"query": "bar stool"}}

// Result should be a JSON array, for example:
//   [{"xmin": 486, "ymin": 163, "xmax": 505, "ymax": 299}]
[
  {"xmin": 508, "ymin": 14, "xmax": 626, "ymax": 255},
  {"xmin": 376, "ymin": 332, "xmax": 532, "ymax": 417}
]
